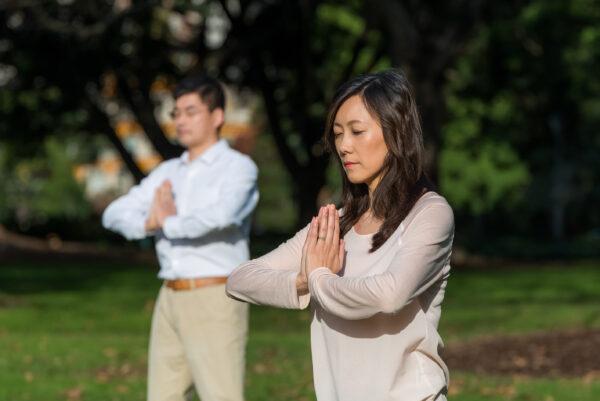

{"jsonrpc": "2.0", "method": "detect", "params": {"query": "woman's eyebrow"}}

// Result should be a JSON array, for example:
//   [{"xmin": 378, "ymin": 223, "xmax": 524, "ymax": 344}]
[{"xmin": 334, "ymin": 119, "xmax": 364, "ymax": 127}]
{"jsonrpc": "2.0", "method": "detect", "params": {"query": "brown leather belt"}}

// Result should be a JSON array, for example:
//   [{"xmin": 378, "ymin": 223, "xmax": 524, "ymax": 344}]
[{"xmin": 164, "ymin": 277, "xmax": 228, "ymax": 291}]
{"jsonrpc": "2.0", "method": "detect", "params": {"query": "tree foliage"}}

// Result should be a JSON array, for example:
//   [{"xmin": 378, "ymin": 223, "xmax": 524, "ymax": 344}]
[
  {"xmin": 441, "ymin": 0, "xmax": 600, "ymax": 239},
  {"xmin": 0, "ymin": 0, "xmax": 597, "ymax": 243}
]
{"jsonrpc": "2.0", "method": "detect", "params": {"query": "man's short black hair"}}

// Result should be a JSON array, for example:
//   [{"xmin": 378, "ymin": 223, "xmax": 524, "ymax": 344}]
[{"xmin": 173, "ymin": 75, "xmax": 225, "ymax": 111}]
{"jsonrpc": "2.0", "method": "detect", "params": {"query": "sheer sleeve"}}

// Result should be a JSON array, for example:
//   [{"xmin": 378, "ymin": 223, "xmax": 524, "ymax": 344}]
[
  {"xmin": 308, "ymin": 203, "xmax": 454, "ymax": 320},
  {"xmin": 226, "ymin": 224, "xmax": 311, "ymax": 309}
]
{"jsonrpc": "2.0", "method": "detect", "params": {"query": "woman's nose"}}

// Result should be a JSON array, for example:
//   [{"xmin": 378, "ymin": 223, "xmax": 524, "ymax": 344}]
[{"xmin": 337, "ymin": 134, "xmax": 352, "ymax": 155}]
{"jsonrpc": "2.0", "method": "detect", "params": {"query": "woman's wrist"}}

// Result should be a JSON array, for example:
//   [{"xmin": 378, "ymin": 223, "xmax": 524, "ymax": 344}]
[{"xmin": 296, "ymin": 272, "xmax": 309, "ymax": 295}]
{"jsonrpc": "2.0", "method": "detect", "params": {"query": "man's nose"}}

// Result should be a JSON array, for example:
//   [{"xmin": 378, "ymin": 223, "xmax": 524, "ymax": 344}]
[{"xmin": 175, "ymin": 115, "xmax": 186, "ymax": 127}]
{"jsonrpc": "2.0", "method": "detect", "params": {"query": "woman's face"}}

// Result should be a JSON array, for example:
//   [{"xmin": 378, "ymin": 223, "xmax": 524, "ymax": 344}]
[{"xmin": 333, "ymin": 95, "xmax": 388, "ymax": 191}]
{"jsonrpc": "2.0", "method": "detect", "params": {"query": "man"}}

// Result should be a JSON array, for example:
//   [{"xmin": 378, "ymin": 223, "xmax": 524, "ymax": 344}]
[{"xmin": 102, "ymin": 75, "xmax": 258, "ymax": 401}]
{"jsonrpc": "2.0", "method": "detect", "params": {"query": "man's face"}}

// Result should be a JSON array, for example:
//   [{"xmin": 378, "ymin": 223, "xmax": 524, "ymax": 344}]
[{"xmin": 172, "ymin": 93, "xmax": 223, "ymax": 149}]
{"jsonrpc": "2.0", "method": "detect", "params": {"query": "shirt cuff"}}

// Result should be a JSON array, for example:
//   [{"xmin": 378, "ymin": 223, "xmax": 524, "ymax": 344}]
[
  {"xmin": 287, "ymin": 270, "xmax": 311, "ymax": 309},
  {"xmin": 308, "ymin": 267, "xmax": 334, "ymax": 295},
  {"xmin": 129, "ymin": 217, "xmax": 149, "ymax": 240},
  {"xmin": 161, "ymin": 216, "xmax": 182, "ymax": 239}
]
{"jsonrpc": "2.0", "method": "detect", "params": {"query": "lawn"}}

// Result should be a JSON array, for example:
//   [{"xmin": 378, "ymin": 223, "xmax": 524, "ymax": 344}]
[{"xmin": 0, "ymin": 259, "xmax": 599, "ymax": 401}]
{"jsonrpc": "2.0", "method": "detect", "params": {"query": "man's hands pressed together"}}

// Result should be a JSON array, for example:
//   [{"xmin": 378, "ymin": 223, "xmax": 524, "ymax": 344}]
[{"xmin": 145, "ymin": 180, "xmax": 178, "ymax": 233}]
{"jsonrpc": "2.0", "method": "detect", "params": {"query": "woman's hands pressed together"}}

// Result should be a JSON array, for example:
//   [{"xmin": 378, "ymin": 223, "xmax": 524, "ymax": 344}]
[{"xmin": 296, "ymin": 204, "xmax": 345, "ymax": 294}]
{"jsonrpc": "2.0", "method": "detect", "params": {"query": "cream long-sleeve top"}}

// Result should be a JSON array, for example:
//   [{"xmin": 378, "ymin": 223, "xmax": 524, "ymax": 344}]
[{"xmin": 227, "ymin": 192, "xmax": 454, "ymax": 401}]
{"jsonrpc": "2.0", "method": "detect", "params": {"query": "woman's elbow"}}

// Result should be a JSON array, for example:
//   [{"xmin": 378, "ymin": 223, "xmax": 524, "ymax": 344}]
[
  {"xmin": 225, "ymin": 270, "xmax": 240, "ymax": 294},
  {"xmin": 225, "ymin": 263, "xmax": 249, "ymax": 294},
  {"xmin": 225, "ymin": 278, "xmax": 243, "ymax": 301},
  {"xmin": 378, "ymin": 294, "xmax": 410, "ymax": 314}
]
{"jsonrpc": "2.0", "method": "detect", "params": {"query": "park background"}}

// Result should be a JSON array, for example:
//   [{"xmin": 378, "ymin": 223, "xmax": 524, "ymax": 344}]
[{"xmin": 1, "ymin": 1, "xmax": 599, "ymax": 400}]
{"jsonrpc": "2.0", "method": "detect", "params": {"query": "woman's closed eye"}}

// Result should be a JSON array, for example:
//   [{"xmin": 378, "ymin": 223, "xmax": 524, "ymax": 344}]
[{"xmin": 352, "ymin": 130, "xmax": 365, "ymax": 135}]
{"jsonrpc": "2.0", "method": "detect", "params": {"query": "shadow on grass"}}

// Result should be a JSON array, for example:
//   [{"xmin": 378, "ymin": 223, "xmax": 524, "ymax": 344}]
[
  {"xmin": 0, "ymin": 231, "xmax": 290, "ymax": 296},
  {"xmin": 0, "ymin": 260, "xmax": 158, "ymax": 295}
]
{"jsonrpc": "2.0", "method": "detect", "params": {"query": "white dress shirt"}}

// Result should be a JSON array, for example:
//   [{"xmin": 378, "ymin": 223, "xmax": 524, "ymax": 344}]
[{"xmin": 102, "ymin": 139, "xmax": 259, "ymax": 279}]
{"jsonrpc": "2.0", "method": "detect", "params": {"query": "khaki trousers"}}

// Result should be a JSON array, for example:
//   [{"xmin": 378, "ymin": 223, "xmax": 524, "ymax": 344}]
[{"xmin": 147, "ymin": 283, "xmax": 249, "ymax": 401}]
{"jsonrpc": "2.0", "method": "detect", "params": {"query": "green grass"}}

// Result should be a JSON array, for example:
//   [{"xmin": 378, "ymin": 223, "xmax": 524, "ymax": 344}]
[
  {"xmin": 440, "ymin": 260, "xmax": 600, "ymax": 343},
  {"xmin": 1, "ymin": 260, "xmax": 599, "ymax": 401},
  {"xmin": 449, "ymin": 373, "xmax": 600, "ymax": 401}
]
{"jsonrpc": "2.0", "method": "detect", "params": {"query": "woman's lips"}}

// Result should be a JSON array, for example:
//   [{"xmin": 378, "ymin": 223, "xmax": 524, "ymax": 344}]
[{"xmin": 343, "ymin": 162, "xmax": 357, "ymax": 168}]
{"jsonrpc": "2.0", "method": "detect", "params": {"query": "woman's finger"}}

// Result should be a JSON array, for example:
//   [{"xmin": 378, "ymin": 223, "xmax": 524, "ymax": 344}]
[
  {"xmin": 307, "ymin": 215, "xmax": 319, "ymax": 251},
  {"xmin": 338, "ymin": 239, "xmax": 345, "ymax": 270},
  {"xmin": 324, "ymin": 204, "xmax": 335, "ymax": 248},
  {"xmin": 318, "ymin": 207, "xmax": 328, "ymax": 245},
  {"xmin": 333, "ymin": 206, "xmax": 340, "ymax": 243},
  {"xmin": 303, "ymin": 217, "xmax": 315, "ymax": 254},
  {"xmin": 329, "ymin": 206, "xmax": 340, "ymax": 262}
]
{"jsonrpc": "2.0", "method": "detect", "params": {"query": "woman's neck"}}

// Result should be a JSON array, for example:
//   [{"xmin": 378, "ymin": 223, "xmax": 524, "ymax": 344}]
[
  {"xmin": 354, "ymin": 208, "xmax": 383, "ymax": 235},
  {"xmin": 367, "ymin": 175, "xmax": 381, "ymax": 197}
]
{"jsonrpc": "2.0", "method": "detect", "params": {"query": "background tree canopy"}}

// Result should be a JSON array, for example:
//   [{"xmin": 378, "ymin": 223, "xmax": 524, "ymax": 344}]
[{"xmin": 0, "ymin": 0, "xmax": 598, "ymax": 256}]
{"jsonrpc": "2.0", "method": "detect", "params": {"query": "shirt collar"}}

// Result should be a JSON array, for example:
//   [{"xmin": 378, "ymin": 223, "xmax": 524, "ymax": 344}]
[{"xmin": 179, "ymin": 139, "xmax": 229, "ymax": 166}]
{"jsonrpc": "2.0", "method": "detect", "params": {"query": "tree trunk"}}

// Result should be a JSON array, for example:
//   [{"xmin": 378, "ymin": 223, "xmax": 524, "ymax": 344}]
[
  {"xmin": 413, "ymin": 79, "xmax": 446, "ymax": 185},
  {"xmin": 88, "ymin": 102, "xmax": 146, "ymax": 183},
  {"xmin": 116, "ymin": 74, "xmax": 183, "ymax": 160},
  {"xmin": 295, "ymin": 156, "xmax": 330, "ymax": 225},
  {"xmin": 548, "ymin": 113, "xmax": 570, "ymax": 240}
]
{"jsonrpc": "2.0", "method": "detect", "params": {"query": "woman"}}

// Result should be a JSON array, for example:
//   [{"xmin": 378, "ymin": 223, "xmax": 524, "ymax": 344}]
[{"xmin": 226, "ymin": 69, "xmax": 454, "ymax": 401}]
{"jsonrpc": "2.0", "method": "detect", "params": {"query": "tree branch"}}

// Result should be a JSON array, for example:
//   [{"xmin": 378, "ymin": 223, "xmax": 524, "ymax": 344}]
[
  {"xmin": 217, "ymin": 0, "xmax": 237, "ymax": 26},
  {"xmin": 334, "ymin": 28, "xmax": 370, "ymax": 91},
  {"xmin": 86, "ymin": 100, "xmax": 146, "ymax": 183},
  {"xmin": 365, "ymin": 36, "xmax": 387, "ymax": 72},
  {"xmin": 10, "ymin": 2, "xmax": 150, "ymax": 42},
  {"xmin": 364, "ymin": 0, "xmax": 419, "ymax": 65},
  {"xmin": 116, "ymin": 73, "xmax": 183, "ymax": 160},
  {"xmin": 296, "ymin": 1, "xmax": 315, "ymax": 157}
]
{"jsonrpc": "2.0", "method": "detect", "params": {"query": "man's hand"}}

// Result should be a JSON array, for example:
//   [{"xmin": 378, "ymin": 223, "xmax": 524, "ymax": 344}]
[
  {"xmin": 144, "ymin": 190, "xmax": 160, "ymax": 233},
  {"xmin": 144, "ymin": 208, "xmax": 159, "ymax": 233},
  {"xmin": 155, "ymin": 180, "xmax": 177, "ymax": 226},
  {"xmin": 145, "ymin": 180, "xmax": 177, "ymax": 232}
]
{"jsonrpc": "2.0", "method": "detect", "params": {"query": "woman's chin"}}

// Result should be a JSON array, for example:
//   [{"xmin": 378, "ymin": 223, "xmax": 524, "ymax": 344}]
[{"xmin": 345, "ymin": 174, "xmax": 366, "ymax": 185}]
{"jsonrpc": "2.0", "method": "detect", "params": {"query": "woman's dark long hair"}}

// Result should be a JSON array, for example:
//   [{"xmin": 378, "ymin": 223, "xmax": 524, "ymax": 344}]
[{"xmin": 324, "ymin": 69, "xmax": 434, "ymax": 252}]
